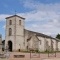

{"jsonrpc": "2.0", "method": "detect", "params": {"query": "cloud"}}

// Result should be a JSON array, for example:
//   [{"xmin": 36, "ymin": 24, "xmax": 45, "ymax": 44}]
[
  {"xmin": 2, "ymin": 25, "xmax": 6, "ymax": 29},
  {"xmin": 23, "ymin": 0, "xmax": 60, "ymax": 12},
  {"xmin": 0, "ymin": 0, "xmax": 60, "ymax": 37},
  {"xmin": 0, "ymin": 14, "xmax": 10, "ymax": 21},
  {"xmin": 18, "ymin": 0, "xmax": 60, "ymax": 37}
]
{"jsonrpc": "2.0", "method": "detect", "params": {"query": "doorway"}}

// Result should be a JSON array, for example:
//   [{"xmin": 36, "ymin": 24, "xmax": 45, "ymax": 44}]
[{"xmin": 8, "ymin": 41, "xmax": 12, "ymax": 51}]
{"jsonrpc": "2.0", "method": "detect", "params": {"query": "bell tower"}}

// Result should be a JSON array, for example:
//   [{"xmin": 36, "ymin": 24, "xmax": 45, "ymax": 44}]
[{"xmin": 5, "ymin": 15, "xmax": 25, "ymax": 51}]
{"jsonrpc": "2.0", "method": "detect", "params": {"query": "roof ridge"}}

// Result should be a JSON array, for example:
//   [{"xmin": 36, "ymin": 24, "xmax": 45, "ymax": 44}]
[{"xmin": 6, "ymin": 15, "xmax": 25, "ymax": 19}]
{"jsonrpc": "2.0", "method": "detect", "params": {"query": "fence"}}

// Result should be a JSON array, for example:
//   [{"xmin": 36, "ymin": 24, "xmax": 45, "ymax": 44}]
[{"xmin": 30, "ymin": 51, "xmax": 57, "ymax": 58}]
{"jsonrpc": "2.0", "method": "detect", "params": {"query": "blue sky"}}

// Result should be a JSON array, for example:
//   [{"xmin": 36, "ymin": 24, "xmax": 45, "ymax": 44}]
[{"xmin": 0, "ymin": 0, "xmax": 60, "ymax": 39}]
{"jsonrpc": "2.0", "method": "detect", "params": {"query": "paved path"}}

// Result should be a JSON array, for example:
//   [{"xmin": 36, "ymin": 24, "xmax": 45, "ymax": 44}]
[
  {"xmin": 8, "ymin": 52, "xmax": 60, "ymax": 60},
  {"xmin": 1, "ymin": 52, "xmax": 60, "ymax": 60},
  {"xmin": 43, "ymin": 58, "xmax": 60, "ymax": 60}
]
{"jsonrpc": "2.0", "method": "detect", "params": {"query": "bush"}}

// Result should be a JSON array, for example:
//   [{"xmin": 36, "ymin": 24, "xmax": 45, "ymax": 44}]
[
  {"xmin": 35, "ymin": 50, "xmax": 39, "ymax": 53},
  {"xmin": 45, "ymin": 49, "xmax": 48, "ymax": 53}
]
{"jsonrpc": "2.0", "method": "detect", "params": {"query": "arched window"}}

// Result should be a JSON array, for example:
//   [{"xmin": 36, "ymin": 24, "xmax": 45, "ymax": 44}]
[
  {"xmin": 9, "ymin": 28, "xmax": 12, "ymax": 36},
  {"xmin": 9, "ymin": 20, "xmax": 12, "ymax": 25}
]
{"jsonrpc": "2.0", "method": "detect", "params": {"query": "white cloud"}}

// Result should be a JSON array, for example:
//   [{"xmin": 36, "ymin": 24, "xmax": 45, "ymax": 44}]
[
  {"xmin": 0, "ymin": 14, "xmax": 10, "ymax": 21},
  {"xmin": 2, "ymin": 25, "xmax": 6, "ymax": 29},
  {"xmin": 23, "ymin": 0, "xmax": 60, "ymax": 12},
  {"xmin": 18, "ymin": 0, "xmax": 60, "ymax": 37},
  {"xmin": 32, "ymin": 24, "xmax": 38, "ymax": 28},
  {"xmin": 0, "ymin": 0, "xmax": 60, "ymax": 37}
]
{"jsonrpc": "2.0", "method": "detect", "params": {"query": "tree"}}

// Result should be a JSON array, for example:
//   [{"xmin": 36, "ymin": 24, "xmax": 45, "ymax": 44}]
[{"xmin": 56, "ymin": 34, "xmax": 60, "ymax": 39}]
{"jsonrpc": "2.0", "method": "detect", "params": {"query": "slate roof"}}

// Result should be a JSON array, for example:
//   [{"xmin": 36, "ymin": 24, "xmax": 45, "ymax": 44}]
[
  {"xmin": 25, "ymin": 29, "xmax": 60, "ymax": 41},
  {"xmin": 6, "ymin": 15, "xmax": 25, "ymax": 19}
]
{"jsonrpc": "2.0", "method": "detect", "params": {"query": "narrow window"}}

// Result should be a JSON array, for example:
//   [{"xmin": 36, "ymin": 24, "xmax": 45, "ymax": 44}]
[
  {"xmin": 19, "ymin": 20, "xmax": 21, "ymax": 25},
  {"xmin": 9, "ymin": 28, "xmax": 12, "ymax": 36},
  {"xmin": 46, "ymin": 41, "xmax": 49, "ymax": 46},
  {"xmin": 9, "ymin": 20, "xmax": 12, "ymax": 25},
  {"xmin": 26, "ymin": 46, "xmax": 28, "ymax": 50},
  {"xmin": 40, "ymin": 40, "xmax": 41, "ymax": 45}
]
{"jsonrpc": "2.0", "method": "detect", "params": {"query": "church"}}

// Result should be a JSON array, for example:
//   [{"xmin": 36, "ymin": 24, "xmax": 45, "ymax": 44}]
[{"xmin": 5, "ymin": 15, "xmax": 60, "ymax": 52}]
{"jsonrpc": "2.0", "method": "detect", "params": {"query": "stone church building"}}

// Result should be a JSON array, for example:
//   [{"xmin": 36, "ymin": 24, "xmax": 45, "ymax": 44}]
[
  {"xmin": 5, "ymin": 15, "xmax": 60, "ymax": 52},
  {"xmin": 0, "ymin": 35, "xmax": 2, "ymax": 52}
]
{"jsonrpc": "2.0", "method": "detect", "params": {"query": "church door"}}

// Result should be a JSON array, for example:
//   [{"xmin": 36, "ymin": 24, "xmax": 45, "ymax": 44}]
[{"xmin": 8, "ymin": 41, "xmax": 12, "ymax": 51}]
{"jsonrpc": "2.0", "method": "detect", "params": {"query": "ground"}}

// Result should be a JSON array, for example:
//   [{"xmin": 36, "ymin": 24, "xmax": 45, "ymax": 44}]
[{"xmin": 0, "ymin": 52, "xmax": 60, "ymax": 60}]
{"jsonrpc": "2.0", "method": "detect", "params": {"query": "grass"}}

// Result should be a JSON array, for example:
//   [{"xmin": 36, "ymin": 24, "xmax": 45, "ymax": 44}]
[{"xmin": 0, "ymin": 58, "xmax": 8, "ymax": 60}]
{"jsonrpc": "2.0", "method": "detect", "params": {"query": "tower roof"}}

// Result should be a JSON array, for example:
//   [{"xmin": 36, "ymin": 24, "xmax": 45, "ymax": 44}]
[{"xmin": 6, "ymin": 15, "xmax": 25, "ymax": 19}]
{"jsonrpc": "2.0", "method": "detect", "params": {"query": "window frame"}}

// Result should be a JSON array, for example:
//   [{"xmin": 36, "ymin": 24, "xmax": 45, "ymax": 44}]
[
  {"xmin": 9, "ymin": 28, "xmax": 12, "ymax": 36},
  {"xmin": 39, "ymin": 40, "xmax": 41, "ymax": 45},
  {"xmin": 19, "ymin": 20, "xmax": 21, "ymax": 25},
  {"xmin": 9, "ymin": 20, "xmax": 12, "ymax": 25}
]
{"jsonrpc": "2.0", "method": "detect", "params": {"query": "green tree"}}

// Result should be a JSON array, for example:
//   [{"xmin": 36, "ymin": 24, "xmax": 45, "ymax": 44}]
[{"xmin": 56, "ymin": 34, "xmax": 60, "ymax": 39}]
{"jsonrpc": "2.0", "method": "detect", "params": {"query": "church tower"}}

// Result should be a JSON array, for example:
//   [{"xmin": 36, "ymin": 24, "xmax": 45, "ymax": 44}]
[{"xmin": 5, "ymin": 15, "xmax": 25, "ymax": 51}]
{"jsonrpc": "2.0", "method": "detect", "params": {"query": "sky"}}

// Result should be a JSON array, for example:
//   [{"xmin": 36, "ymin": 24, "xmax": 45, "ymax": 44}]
[{"xmin": 0, "ymin": 0, "xmax": 60, "ymax": 39}]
